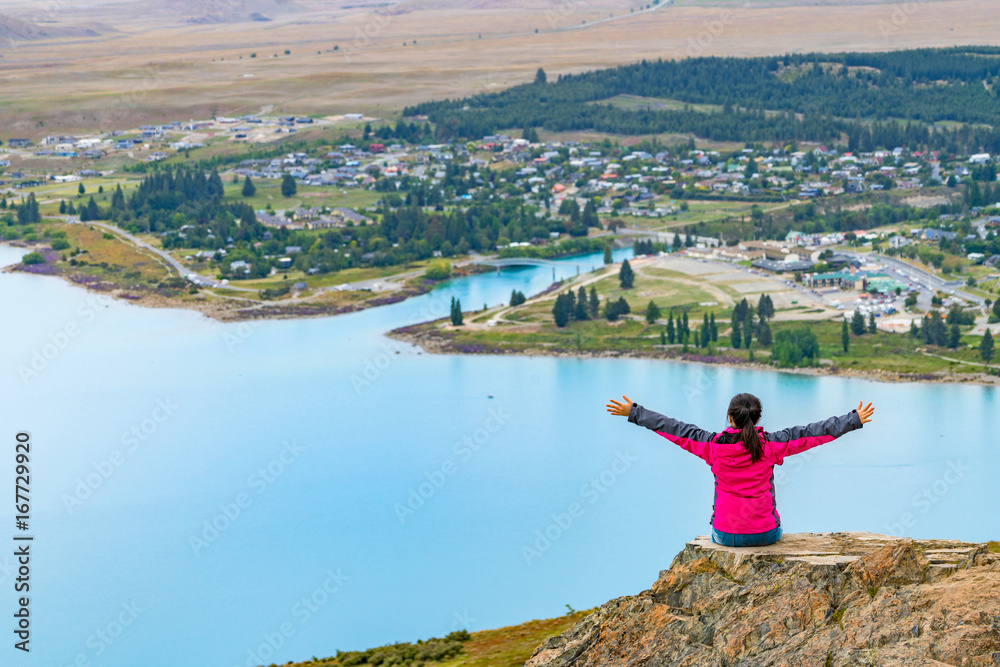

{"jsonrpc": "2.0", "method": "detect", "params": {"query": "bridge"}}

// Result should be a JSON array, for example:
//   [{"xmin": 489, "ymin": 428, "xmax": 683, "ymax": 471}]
[{"xmin": 473, "ymin": 257, "xmax": 563, "ymax": 269}]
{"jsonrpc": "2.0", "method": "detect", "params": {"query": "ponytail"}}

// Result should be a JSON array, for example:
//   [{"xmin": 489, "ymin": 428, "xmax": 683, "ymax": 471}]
[{"xmin": 728, "ymin": 393, "xmax": 763, "ymax": 463}]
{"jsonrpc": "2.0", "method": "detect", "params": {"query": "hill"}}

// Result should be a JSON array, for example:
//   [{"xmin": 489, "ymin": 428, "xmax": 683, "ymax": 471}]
[{"xmin": 526, "ymin": 533, "xmax": 1000, "ymax": 666}]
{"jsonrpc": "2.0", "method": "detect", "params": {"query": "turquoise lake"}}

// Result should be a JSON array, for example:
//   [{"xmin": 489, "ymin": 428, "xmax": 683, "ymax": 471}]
[{"xmin": 1, "ymin": 243, "xmax": 997, "ymax": 667}]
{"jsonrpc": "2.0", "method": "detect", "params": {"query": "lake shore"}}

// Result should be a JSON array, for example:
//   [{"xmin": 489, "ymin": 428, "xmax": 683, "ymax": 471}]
[
  {"xmin": 1, "ymin": 240, "xmax": 485, "ymax": 322},
  {"xmin": 388, "ymin": 323, "xmax": 1000, "ymax": 387}
]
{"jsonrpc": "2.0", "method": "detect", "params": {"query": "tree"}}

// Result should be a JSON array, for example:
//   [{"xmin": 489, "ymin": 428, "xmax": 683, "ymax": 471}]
[
  {"xmin": 842, "ymin": 319, "xmax": 850, "ymax": 353},
  {"xmin": 851, "ymin": 311, "xmax": 866, "ymax": 336},
  {"xmin": 619, "ymin": 259, "xmax": 634, "ymax": 289},
  {"xmin": 757, "ymin": 294, "xmax": 775, "ymax": 322},
  {"xmin": 757, "ymin": 321, "xmax": 772, "ymax": 347},
  {"xmin": 981, "ymin": 329, "xmax": 994, "ymax": 363},
  {"xmin": 700, "ymin": 314, "xmax": 711, "ymax": 347},
  {"xmin": 281, "ymin": 173, "xmax": 297, "ymax": 198},
  {"xmin": 603, "ymin": 244, "xmax": 613, "ymax": 264},
  {"xmin": 868, "ymin": 312, "xmax": 877, "ymax": 335},
  {"xmin": 730, "ymin": 319, "xmax": 742, "ymax": 349},
  {"xmin": 553, "ymin": 293, "xmax": 572, "ymax": 327},
  {"xmin": 772, "ymin": 328, "xmax": 820, "ymax": 367},
  {"xmin": 948, "ymin": 323, "xmax": 961, "ymax": 349},
  {"xmin": 666, "ymin": 312, "xmax": 676, "ymax": 344},
  {"xmin": 450, "ymin": 297, "xmax": 464, "ymax": 326},
  {"xmin": 78, "ymin": 183, "xmax": 85, "ymax": 195},
  {"xmin": 588, "ymin": 286, "xmax": 599, "ymax": 319},
  {"xmin": 534, "ymin": 67, "xmax": 547, "ymax": 85},
  {"xmin": 17, "ymin": 194, "xmax": 40, "ymax": 224},
  {"xmin": 510, "ymin": 290, "xmax": 526, "ymax": 307},
  {"xmin": 672, "ymin": 233, "xmax": 682, "ymax": 250},
  {"xmin": 59, "ymin": 200, "xmax": 67, "ymax": 214},
  {"xmin": 929, "ymin": 311, "xmax": 947, "ymax": 346},
  {"xmin": 645, "ymin": 300, "xmax": 661, "ymax": 324},
  {"xmin": 242, "ymin": 175, "xmax": 256, "ymax": 197},
  {"xmin": 909, "ymin": 319, "xmax": 919, "ymax": 338},
  {"xmin": 574, "ymin": 287, "xmax": 589, "ymax": 320}
]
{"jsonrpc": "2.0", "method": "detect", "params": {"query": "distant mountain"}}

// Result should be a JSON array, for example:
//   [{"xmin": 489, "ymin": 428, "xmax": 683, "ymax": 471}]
[
  {"xmin": 0, "ymin": 13, "xmax": 102, "ymax": 40},
  {"xmin": 147, "ymin": 0, "xmax": 298, "ymax": 25}
]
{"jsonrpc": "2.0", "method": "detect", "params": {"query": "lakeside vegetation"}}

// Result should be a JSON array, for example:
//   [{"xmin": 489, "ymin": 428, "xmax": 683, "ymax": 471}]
[{"xmin": 277, "ymin": 610, "xmax": 592, "ymax": 667}]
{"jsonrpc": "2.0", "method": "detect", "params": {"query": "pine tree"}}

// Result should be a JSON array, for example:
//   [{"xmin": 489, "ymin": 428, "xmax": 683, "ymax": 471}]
[
  {"xmin": 281, "ymin": 173, "xmax": 297, "ymax": 198},
  {"xmin": 666, "ymin": 312, "xmax": 675, "ymax": 344},
  {"xmin": 709, "ymin": 312, "xmax": 718, "ymax": 341},
  {"xmin": 575, "ymin": 287, "xmax": 589, "ymax": 320},
  {"xmin": 553, "ymin": 293, "xmax": 571, "ymax": 327},
  {"xmin": 619, "ymin": 259, "xmax": 634, "ymax": 289},
  {"xmin": 731, "ymin": 318, "xmax": 742, "ymax": 349},
  {"xmin": 868, "ymin": 312, "xmax": 877, "ymax": 335},
  {"xmin": 450, "ymin": 297, "xmax": 464, "ymax": 326},
  {"xmin": 700, "ymin": 314, "xmax": 711, "ymax": 347},
  {"xmin": 851, "ymin": 311, "xmax": 866, "ymax": 336},
  {"xmin": 930, "ymin": 311, "xmax": 946, "ymax": 346},
  {"xmin": 603, "ymin": 244, "xmax": 613, "ymax": 264},
  {"xmin": 59, "ymin": 200, "xmax": 67, "ymax": 214},
  {"xmin": 588, "ymin": 287, "xmax": 599, "ymax": 319},
  {"xmin": 948, "ymin": 323, "xmax": 961, "ymax": 349},
  {"xmin": 242, "ymin": 175, "xmax": 256, "ymax": 197},
  {"xmin": 909, "ymin": 320, "xmax": 919, "ymax": 338},
  {"xmin": 981, "ymin": 329, "xmax": 994, "ymax": 363},
  {"xmin": 757, "ymin": 321, "xmax": 772, "ymax": 347},
  {"xmin": 842, "ymin": 319, "xmax": 850, "ymax": 353},
  {"xmin": 645, "ymin": 300, "xmax": 661, "ymax": 324}
]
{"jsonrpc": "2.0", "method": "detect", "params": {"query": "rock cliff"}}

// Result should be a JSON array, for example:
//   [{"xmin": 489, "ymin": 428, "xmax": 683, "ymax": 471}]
[{"xmin": 526, "ymin": 533, "xmax": 1000, "ymax": 666}]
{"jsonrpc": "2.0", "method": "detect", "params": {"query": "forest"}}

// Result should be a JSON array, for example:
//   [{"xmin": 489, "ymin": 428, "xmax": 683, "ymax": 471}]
[{"xmin": 405, "ymin": 48, "xmax": 1000, "ymax": 152}]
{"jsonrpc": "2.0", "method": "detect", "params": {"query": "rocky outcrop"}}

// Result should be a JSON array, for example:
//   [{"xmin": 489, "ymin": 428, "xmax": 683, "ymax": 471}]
[{"xmin": 526, "ymin": 533, "xmax": 1000, "ymax": 667}]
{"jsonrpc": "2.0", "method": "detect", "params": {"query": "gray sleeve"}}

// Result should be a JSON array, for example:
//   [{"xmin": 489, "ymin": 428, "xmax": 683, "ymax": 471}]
[{"xmin": 628, "ymin": 403, "xmax": 716, "ymax": 444}]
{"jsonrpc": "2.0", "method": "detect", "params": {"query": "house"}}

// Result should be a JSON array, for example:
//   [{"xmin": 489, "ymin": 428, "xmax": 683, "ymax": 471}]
[
  {"xmin": 888, "ymin": 235, "xmax": 912, "ymax": 249},
  {"xmin": 277, "ymin": 257, "xmax": 293, "ymax": 269},
  {"xmin": 8, "ymin": 139, "xmax": 32, "ymax": 148},
  {"xmin": 751, "ymin": 257, "xmax": 815, "ymax": 273},
  {"xmin": 969, "ymin": 153, "xmax": 991, "ymax": 165},
  {"xmin": 919, "ymin": 228, "xmax": 957, "ymax": 242}
]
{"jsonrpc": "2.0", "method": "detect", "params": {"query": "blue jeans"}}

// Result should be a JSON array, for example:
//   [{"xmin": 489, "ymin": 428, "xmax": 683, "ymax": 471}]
[{"xmin": 711, "ymin": 525, "xmax": 782, "ymax": 547}]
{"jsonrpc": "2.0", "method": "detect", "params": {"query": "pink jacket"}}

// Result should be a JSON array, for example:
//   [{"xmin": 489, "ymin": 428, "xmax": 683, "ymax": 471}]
[{"xmin": 628, "ymin": 403, "xmax": 864, "ymax": 534}]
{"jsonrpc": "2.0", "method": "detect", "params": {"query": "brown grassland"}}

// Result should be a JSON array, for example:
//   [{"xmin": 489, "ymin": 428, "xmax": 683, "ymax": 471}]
[{"xmin": 1, "ymin": 0, "xmax": 999, "ymax": 136}]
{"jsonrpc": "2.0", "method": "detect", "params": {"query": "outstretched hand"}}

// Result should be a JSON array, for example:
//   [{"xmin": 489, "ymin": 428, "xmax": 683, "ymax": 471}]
[
  {"xmin": 856, "ymin": 400, "xmax": 875, "ymax": 425},
  {"xmin": 606, "ymin": 395, "xmax": 634, "ymax": 417}
]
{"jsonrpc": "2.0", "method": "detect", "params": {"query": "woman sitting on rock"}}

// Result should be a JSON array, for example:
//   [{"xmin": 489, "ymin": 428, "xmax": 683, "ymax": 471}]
[{"xmin": 605, "ymin": 392, "xmax": 874, "ymax": 547}]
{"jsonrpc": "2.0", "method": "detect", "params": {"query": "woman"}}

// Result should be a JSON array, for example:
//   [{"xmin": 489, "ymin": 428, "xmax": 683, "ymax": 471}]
[{"xmin": 606, "ymin": 392, "xmax": 875, "ymax": 547}]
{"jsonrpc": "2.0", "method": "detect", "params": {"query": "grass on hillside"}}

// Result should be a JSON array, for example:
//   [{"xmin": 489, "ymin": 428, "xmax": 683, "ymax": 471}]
[
  {"xmin": 284, "ymin": 610, "xmax": 592, "ymax": 667},
  {"xmin": 54, "ymin": 222, "xmax": 171, "ymax": 284}
]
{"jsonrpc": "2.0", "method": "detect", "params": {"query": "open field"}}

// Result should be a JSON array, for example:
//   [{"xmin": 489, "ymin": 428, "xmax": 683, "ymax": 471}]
[{"xmin": 2, "ymin": 0, "xmax": 1000, "ymax": 136}]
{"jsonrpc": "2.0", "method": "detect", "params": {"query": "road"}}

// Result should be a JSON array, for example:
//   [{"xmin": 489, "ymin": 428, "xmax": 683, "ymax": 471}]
[
  {"xmin": 846, "ymin": 250, "xmax": 981, "ymax": 305},
  {"xmin": 67, "ymin": 217, "xmax": 256, "ymax": 291}
]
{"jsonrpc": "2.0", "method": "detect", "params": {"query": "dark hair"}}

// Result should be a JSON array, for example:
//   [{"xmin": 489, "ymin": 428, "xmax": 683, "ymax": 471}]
[{"xmin": 728, "ymin": 393, "xmax": 763, "ymax": 463}]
